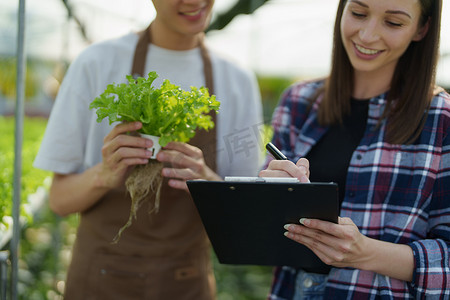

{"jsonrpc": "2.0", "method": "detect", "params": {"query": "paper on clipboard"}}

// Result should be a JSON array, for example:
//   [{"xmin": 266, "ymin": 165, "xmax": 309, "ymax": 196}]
[{"xmin": 224, "ymin": 176, "xmax": 300, "ymax": 183}]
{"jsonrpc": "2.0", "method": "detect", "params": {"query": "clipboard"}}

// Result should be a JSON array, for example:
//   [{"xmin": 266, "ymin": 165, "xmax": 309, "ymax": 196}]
[{"xmin": 187, "ymin": 179, "xmax": 339, "ymax": 269}]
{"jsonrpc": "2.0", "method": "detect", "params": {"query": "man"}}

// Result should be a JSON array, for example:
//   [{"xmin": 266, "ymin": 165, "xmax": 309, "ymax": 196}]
[{"xmin": 34, "ymin": 0, "xmax": 263, "ymax": 298}]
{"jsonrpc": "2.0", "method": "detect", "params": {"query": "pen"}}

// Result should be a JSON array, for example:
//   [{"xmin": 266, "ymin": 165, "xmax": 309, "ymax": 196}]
[{"xmin": 266, "ymin": 142, "xmax": 288, "ymax": 160}]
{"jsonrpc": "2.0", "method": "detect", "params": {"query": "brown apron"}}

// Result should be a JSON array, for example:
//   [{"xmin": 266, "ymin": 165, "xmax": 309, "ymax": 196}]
[{"xmin": 64, "ymin": 25, "xmax": 217, "ymax": 300}]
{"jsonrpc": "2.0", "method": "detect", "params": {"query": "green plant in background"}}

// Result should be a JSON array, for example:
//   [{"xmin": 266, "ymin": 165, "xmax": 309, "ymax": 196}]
[
  {"xmin": 257, "ymin": 76, "xmax": 294, "ymax": 122},
  {"xmin": 18, "ymin": 206, "xmax": 79, "ymax": 299},
  {"xmin": 0, "ymin": 116, "xmax": 51, "ymax": 229},
  {"xmin": 0, "ymin": 58, "xmax": 41, "ymax": 100},
  {"xmin": 0, "ymin": 116, "xmax": 77, "ymax": 299},
  {"xmin": 262, "ymin": 124, "xmax": 274, "ymax": 151},
  {"xmin": 214, "ymin": 254, "xmax": 273, "ymax": 300}
]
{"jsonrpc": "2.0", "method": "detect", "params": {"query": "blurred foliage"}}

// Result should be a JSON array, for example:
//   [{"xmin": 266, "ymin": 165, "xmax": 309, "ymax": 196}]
[
  {"xmin": 257, "ymin": 76, "xmax": 294, "ymax": 123},
  {"xmin": 18, "ymin": 207, "xmax": 78, "ymax": 300},
  {"xmin": 0, "ymin": 58, "xmax": 41, "ymax": 100},
  {"xmin": 0, "ymin": 116, "xmax": 51, "ymax": 229},
  {"xmin": 214, "ymin": 254, "xmax": 273, "ymax": 300},
  {"xmin": 0, "ymin": 116, "xmax": 72, "ymax": 299}
]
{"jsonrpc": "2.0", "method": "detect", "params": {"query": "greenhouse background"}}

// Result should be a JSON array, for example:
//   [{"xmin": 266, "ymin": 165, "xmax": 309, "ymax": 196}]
[{"xmin": 1, "ymin": 0, "xmax": 449, "ymax": 299}]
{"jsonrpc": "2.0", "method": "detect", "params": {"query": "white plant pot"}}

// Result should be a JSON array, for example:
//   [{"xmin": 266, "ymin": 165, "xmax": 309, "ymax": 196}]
[{"xmin": 140, "ymin": 134, "xmax": 161, "ymax": 159}]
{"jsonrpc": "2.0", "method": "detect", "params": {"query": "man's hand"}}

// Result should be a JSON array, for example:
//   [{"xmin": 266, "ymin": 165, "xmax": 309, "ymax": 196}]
[
  {"xmin": 156, "ymin": 141, "xmax": 221, "ymax": 190},
  {"xmin": 100, "ymin": 122, "xmax": 154, "ymax": 189}
]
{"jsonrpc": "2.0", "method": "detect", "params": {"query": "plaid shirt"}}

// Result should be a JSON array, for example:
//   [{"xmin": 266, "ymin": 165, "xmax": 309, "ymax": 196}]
[{"xmin": 267, "ymin": 80, "xmax": 450, "ymax": 299}]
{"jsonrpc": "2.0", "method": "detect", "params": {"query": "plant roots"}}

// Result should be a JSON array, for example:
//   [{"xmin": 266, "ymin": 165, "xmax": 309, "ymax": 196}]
[{"xmin": 112, "ymin": 160, "xmax": 163, "ymax": 243}]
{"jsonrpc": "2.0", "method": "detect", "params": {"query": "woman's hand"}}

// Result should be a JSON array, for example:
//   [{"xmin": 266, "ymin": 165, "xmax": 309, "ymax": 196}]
[
  {"xmin": 283, "ymin": 217, "xmax": 414, "ymax": 282},
  {"xmin": 100, "ymin": 122, "xmax": 154, "ymax": 189},
  {"xmin": 284, "ymin": 217, "xmax": 371, "ymax": 269},
  {"xmin": 259, "ymin": 157, "xmax": 310, "ymax": 183},
  {"xmin": 156, "ymin": 141, "xmax": 221, "ymax": 190}
]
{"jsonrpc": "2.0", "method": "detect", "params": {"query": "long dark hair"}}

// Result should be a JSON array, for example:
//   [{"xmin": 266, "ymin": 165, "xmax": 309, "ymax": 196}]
[{"xmin": 317, "ymin": 0, "xmax": 442, "ymax": 144}]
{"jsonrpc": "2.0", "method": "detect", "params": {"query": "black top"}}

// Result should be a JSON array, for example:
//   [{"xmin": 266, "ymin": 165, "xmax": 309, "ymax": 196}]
[
  {"xmin": 306, "ymin": 98, "xmax": 369, "ymax": 204},
  {"xmin": 303, "ymin": 98, "xmax": 369, "ymax": 274}
]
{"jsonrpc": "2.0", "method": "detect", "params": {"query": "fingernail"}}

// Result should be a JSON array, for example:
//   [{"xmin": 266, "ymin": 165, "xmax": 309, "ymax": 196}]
[
  {"xmin": 284, "ymin": 232, "xmax": 290, "ymax": 238},
  {"xmin": 299, "ymin": 218, "xmax": 308, "ymax": 225},
  {"xmin": 283, "ymin": 224, "xmax": 290, "ymax": 230},
  {"xmin": 300, "ymin": 175, "xmax": 310, "ymax": 183}
]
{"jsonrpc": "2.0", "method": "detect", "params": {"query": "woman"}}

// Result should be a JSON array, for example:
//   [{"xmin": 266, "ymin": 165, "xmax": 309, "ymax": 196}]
[{"xmin": 260, "ymin": 0, "xmax": 449, "ymax": 298}]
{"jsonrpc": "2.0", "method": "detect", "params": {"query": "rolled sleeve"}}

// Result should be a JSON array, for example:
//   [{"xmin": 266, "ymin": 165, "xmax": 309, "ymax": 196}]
[
  {"xmin": 409, "ymin": 239, "xmax": 450, "ymax": 298},
  {"xmin": 408, "ymin": 129, "xmax": 450, "ymax": 298}
]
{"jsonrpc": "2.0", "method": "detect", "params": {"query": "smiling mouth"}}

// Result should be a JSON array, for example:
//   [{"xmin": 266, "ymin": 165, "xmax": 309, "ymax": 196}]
[
  {"xmin": 355, "ymin": 44, "xmax": 382, "ymax": 55},
  {"xmin": 181, "ymin": 8, "xmax": 203, "ymax": 17}
]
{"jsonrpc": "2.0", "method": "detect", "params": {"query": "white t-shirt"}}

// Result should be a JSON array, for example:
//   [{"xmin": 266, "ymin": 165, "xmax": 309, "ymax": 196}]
[{"xmin": 34, "ymin": 32, "xmax": 263, "ymax": 178}]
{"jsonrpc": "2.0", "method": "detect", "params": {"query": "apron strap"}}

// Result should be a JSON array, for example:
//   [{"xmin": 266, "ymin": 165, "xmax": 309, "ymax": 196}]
[
  {"xmin": 198, "ymin": 33, "xmax": 215, "ymax": 95},
  {"xmin": 131, "ymin": 26, "xmax": 151, "ymax": 79}
]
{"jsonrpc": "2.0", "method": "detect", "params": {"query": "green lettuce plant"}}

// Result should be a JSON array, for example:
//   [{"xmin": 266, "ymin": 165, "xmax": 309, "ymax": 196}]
[{"xmin": 89, "ymin": 71, "xmax": 220, "ymax": 146}]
